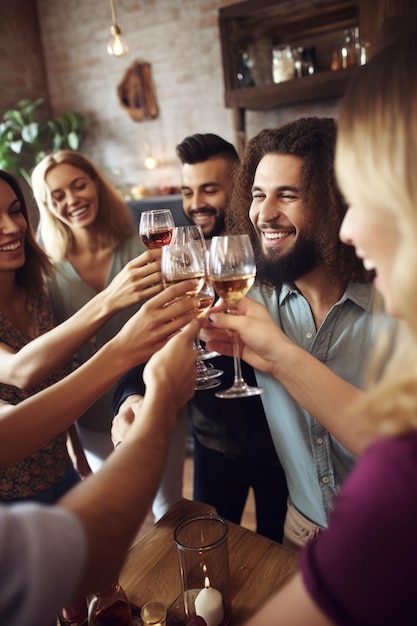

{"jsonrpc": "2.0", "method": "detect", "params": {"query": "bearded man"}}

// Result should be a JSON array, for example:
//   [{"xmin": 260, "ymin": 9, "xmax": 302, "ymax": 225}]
[{"xmin": 202, "ymin": 118, "xmax": 382, "ymax": 550}]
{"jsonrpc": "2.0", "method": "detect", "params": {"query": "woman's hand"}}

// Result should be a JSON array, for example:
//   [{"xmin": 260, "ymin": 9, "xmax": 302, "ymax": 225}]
[
  {"xmin": 103, "ymin": 249, "xmax": 163, "ymax": 314},
  {"xmin": 116, "ymin": 278, "xmax": 202, "ymax": 369}
]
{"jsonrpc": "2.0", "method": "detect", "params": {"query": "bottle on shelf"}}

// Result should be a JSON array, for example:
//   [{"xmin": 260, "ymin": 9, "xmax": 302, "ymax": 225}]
[
  {"xmin": 88, "ymin": 581, "xmax": 133, "ymax": 626},
  {"xmin": 292, "ymin": 46, "xmax": 316, "ymax": 77},
  {"xmin": 237, "ymin": 51, "xmax": 255, "ymax": 88},
  {"xmin": 340, "ymin": 28, "xmax": 358, "ymax": 69}
]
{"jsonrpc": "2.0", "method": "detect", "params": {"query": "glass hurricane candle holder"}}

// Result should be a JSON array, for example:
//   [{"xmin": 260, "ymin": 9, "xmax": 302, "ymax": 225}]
[{"xmin": 174, "ymin": 514, "xmax": 231, "ymax": 626}]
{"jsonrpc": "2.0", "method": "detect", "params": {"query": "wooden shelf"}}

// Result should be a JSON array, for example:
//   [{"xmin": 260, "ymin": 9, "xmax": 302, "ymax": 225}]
[
  {"xmin": 225, "ymin": 66, "xmax": 360, "ymax": 110},
  {"xmin": 218, "ymin": 0, "xmax": 416, "ymax": 151}
]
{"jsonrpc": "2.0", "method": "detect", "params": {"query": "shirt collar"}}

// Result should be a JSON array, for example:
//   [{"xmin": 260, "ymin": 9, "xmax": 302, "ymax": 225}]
[{"xmin": 278, "ymin": 281, "xmax": 374, "ymax": 312}]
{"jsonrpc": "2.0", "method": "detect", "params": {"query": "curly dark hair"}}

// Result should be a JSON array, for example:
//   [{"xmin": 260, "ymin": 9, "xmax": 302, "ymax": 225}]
[
  {"xmin": 227, "ymin": 117, "xmax": 372, "ymax": 287},
  {"xmin": 176, "ymin": 133, "xmax": 239, "ymax": 165},
  {"xmin": 0, "ymin": 170, "xmax": 51, "ymax": 294}
]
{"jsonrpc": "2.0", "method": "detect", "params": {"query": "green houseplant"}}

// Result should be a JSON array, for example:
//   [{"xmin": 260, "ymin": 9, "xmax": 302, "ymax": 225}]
[{"xmin": 0, "ymin": 98, "xmax": 85, "ymax": 186}]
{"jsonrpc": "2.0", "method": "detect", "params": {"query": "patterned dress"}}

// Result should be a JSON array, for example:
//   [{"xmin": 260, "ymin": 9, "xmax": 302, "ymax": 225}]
[{"xmin": 0, "ymin": 290, "xmax": 73, "ymax": 500}]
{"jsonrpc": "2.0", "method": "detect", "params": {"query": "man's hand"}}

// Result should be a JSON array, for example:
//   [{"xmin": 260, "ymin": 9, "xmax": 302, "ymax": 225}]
[
  {"xmin": 144, "ymin": 319, "xmax": 200, "ymax": 414},
  {"xmin": 111, "ymin": 394, "xmax": 144, "ymax": 449}
]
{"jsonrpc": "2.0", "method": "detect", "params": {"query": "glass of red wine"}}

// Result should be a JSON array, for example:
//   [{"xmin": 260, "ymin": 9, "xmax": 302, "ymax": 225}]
[{"xmin": 139, "ymin": 209, "xmax": 175, "ymax": 249}]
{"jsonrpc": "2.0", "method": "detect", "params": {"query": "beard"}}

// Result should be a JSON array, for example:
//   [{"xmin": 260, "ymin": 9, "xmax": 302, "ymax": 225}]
[
  {"xmin": 209, "ymin": 213, "xmax": 225, "ymax": 237},
  {"xmin": 255, "ymin": 231, "xmax": 320, "ymax": 289},
  {"xmin": 188, "ymin": 207, "xmax": 225, "ymax": 238}
]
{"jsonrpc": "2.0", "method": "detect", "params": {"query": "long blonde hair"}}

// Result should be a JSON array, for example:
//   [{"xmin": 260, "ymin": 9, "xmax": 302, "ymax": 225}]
[
  {"xmin": 335, "ymin": 33, "xmax": 417, "ymax": 436},
  {"xmin": 32, "ymin": 150, "xmax": 135, "ymax": 261}
]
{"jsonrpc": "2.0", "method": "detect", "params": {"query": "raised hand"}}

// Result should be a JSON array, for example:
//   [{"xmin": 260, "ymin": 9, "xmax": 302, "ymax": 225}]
[
  {"xmin": 102, "ymin": 249, "xmax": 164, "ymax": 314},
  {"xmin": 201, "ymin": 296, "xmax": 291, "ymax": 378},
  {"xmin": 144, "ymin": 318, "xmax": 201, "ymax": 413},
  {"xmin": 115, "ymin": 279, "xmax": 202, "ymax": 368}
]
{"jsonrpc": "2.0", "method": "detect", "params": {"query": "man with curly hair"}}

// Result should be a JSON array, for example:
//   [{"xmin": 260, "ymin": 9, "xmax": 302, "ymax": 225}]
[{"xmin": 203, "ymin": 118, "xmax": 381, "ymax": 550}]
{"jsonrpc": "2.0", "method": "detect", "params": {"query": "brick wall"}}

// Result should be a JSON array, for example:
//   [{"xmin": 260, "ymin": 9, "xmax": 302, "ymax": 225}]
[
  {"xmin": 1, "ymin": 0, "xmax": 338, "ymax": 192},
  {"xmin": 0, "ymin": 0, "xmax": 49, "ymax": 111}
]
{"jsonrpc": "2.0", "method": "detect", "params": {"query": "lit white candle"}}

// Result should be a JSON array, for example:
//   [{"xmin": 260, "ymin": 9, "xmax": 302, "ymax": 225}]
[{"xmin": 194, "ymin": 577, "xmax": 224, "ymax": 626}]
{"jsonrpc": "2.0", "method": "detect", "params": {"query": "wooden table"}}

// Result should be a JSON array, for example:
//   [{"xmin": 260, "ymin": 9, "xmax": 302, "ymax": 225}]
[{"xmin": 120, "ymin": 499, "xmax": 298, "ymax": 625}]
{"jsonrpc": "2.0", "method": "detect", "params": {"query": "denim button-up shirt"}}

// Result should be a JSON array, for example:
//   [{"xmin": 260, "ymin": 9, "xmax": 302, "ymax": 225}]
[{"xmin": 250, "ymin": 281, "xmax": 379, "ymax": 528}]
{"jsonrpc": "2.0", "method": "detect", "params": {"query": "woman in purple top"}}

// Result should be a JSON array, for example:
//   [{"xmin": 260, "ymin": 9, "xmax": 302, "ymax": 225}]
[{"xmin": 237, "ymin": 33, "xmax": 417, "ymax": 625}]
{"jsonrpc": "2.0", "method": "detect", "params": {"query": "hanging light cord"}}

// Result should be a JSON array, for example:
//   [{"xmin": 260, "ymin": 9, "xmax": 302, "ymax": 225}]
[{"xmin": 110, "ymin": 0, "xmax": 118, "ymax": 26}]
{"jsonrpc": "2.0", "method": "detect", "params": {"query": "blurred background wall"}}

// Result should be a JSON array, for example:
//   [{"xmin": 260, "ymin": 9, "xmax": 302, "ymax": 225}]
[{"xmin": 0, "ymin": 0, "xmax": 338, "ymax": 193}]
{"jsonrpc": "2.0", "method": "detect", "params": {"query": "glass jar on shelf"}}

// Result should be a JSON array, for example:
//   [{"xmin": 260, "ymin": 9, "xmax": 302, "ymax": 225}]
[{"xmin": 272, "ymin": 44, "xmax": 295, "ymax": 83}]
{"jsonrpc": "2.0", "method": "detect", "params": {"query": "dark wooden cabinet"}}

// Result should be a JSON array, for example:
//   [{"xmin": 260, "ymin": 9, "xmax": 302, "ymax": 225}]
[{"xmin": 218, "ymin": 0, "xmax": 417, "ymax": 152}]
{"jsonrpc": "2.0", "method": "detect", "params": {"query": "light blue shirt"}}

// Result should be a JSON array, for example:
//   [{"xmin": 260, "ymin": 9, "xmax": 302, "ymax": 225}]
[{"xmin": 249, "ymin": 281, "xmax": 379, "ymax": 528}]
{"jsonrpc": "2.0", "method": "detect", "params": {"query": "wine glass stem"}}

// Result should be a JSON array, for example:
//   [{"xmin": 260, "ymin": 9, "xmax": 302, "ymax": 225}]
[
  {"xmin": 232, "ymin": 331, "xmax": 245, "ymax": 385},
  {"xmin": 193, "ymin": 337, "xmax": 204, "ymax": 368}
]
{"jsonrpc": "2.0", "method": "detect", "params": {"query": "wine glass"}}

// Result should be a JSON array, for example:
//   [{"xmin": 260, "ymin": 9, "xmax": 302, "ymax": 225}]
[
  {"xmin": 171, "ymin": 224, "xmax": 204, "ymax": 246},
  {"xmin": 162, "ymin": 236, "xmax": 223, "ymax": 390},
  {"xmin": 209, "ymin": 234, "xmax": 264, "ymax": 399},
  {"xmin": 171, "ymin": 225, "xmax": 223, "ymax": 384},
  {"xmin": 161, "ymin": 240, "xmax": 205, "ymax": 294},
  {"xmin": 173, "ymin": 227, "xmax": 222, "ymax": 361},
  {"xmin": 194, "ymin": 279, "xmax": 223, "ymax": 390},
  {"xmin": 139, "ymin": 209, "xmax": 175, "ymax": 249}
]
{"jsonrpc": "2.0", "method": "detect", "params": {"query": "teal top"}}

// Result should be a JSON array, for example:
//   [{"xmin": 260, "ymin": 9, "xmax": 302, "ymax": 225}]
[
  {"xmin": 47, "ymin": 234, "xmax": 146, "ymax": 433},
  {"xmin": 249, "ymin": 281, "xmax": 380, "ymax": 528}
]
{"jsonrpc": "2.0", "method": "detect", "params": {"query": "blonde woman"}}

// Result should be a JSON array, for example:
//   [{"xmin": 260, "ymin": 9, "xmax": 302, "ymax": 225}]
[
  {"xmin": 32, "ymin": 151, "xmax": 154, "ymax": 467},
  {"xmin": 32, "ymin": 151, "xmax": 188, "ymax": 520},
  {"xmin": 202, "ymin": 34, "xmax": 417, "ymax": 625}
]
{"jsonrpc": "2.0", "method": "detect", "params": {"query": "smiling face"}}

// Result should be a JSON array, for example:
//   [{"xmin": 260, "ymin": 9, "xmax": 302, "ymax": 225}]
[
  {"xmin": 0, "ymin": 179, "xmax": 27, "ymax": 274},
  {"xmin": 249, "ymin": 153, "xmax": 319, "ymax": 285},
  {"xmin": 180, "ymin": 156, "xmax": 232, "ymax": 238},
  {"xmin": 45, "ymin": 163, "xmax": 99, "ymax": 232}
]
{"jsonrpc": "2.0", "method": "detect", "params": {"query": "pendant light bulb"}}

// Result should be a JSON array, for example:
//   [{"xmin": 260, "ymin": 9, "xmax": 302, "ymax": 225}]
[
  {"xmin": 144, "ymin": 142, "xmax": 157, "ymax": 170},
  {"xmin": 107, "ymin": 0, "xmax": 128, "ymax": 57},
  {"xmin": 108, "ymin": 26, "xmax": 129, "ymax": 57}
]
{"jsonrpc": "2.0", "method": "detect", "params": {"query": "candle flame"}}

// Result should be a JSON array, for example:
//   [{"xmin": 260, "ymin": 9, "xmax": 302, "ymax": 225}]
[{"xmin": 202, "ymin": 564, "xmax": 211, "ymax": 588}]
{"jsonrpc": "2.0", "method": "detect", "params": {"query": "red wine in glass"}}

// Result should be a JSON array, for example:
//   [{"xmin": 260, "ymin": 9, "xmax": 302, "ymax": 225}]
[{"xmin": 139, "ymin": 209, "xmax": 175, "ymax": 249}]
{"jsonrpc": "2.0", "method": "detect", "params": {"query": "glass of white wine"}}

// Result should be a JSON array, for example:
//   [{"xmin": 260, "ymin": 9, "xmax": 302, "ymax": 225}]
[
  {"xmin": 171, "ymin": 226, "xmax": 223, "ymax": 387},
  {"xmin": 209, "ymin": 234, "xmax": 264, "ymax": 399},
  {"xmin": 173, "ymin": 227, "xmax": 222, "ymax": 361},
  {"xmin": 139, "ymin": 209, "xmax": 175, "ymax": 249},
  {"xmin": 161, "ymin": 240, "xmax": 223, "ymax": 390},
  {"xmin": 194, "ymin": 278, "xmax": 223, "ymax": 390},
  {"xmin": 161, "ymin": 240, "xmax": 205, "ymax": 294},
  {"xmin": 171, "ymin": 224, "xmax": 204, "ymax": 246}
]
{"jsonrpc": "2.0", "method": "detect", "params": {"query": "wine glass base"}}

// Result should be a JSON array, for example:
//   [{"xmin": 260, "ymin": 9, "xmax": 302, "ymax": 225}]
[
  {"xmin": 195, "ymin": 378, "xmax": 222, "ymax": 391},
  {"xmin": 196, "ymin": 367, "xmax": 224, "ymax": 382},
  {"xmin": 215, "ymin": 382, "xmax": 264, "ymax": 399},
  {"xmin": 200, "ymin": 349, "xmax": 221, "ymax": 360}
]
